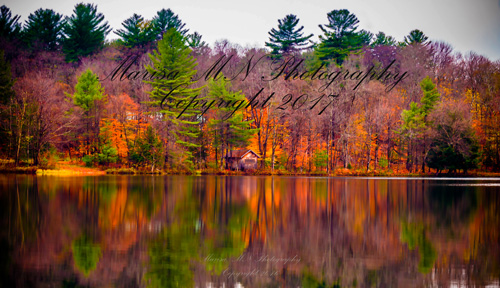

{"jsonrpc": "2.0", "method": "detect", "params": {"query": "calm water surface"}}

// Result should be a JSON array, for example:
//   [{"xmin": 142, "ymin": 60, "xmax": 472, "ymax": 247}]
[{"xmin": 0, "ymin": 175, "xmax": 499, "ymax": 288}]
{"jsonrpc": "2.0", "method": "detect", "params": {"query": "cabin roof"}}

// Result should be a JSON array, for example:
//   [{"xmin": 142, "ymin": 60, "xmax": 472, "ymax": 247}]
[{"xmin": 226, "ymin": 149, "xmax": 260, "ymax": 159}]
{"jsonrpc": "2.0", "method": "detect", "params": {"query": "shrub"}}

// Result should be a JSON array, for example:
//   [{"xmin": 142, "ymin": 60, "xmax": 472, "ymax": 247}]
[{"xmin": 82, "ymin": 155, "xmax": 94, "ymax": 167}]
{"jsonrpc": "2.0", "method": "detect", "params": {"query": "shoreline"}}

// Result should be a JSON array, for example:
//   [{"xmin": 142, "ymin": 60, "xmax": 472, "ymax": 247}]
[{"xmin": 1, "ymin": 166, "xmax": 499, "ymax": 178}]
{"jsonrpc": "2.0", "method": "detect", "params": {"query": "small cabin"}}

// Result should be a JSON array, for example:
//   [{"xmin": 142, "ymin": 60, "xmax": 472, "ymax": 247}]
[{"xmin": 225, "ymin": 149, "xmax": 260, "ymax": 171}]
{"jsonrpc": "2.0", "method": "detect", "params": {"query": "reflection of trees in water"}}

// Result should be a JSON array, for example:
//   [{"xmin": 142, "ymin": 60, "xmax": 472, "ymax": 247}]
[
  {"xmin": 0, "ymin": 175, "xmax": 42, "ymax": 287},
  {"xmin": 427, "ymin": 183, "xmax": 478, "ymax": 226},
  {"xmin": 430, "ymin": 185, "xmax": 500, "ymax": 288},
  {"xmin": 1, "ymin": 176, "xmax": 499, "ymax": 287},
  {"xmin": 195, "ymin": 178, "xmax": 500, "ymax": 288},
  {"xmin": 72, "ymin": 234, "xmax": 101, "ymax": 277},
  {"xmin": 145, "ymin": 177, "xmax": 199, "ymax": 288},
  {"xmin": 0, "ymin": 175, "xmax": 166, "ymax": 287},
  {"xmin": 400, "ymin": 222, "xmax": 436, "ymax": 274}
]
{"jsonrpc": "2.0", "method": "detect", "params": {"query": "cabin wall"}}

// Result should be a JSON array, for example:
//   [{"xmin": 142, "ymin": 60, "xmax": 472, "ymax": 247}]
[
  {"xmin": 226, "ymin": 152, "xmax": 259, "ymax": 171},
  {"xmin": 239, "ymin": 153, "xmax": 258, "ymax": 171}
]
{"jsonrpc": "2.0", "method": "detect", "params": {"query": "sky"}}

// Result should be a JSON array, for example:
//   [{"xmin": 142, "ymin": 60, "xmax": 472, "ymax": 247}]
[{"xmin": 4, "ymin": 0, "xmax": 500, "ymax": 60}]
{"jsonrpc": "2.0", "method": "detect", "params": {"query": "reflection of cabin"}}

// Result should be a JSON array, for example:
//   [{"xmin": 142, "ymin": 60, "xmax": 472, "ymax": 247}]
[{"xmin": 225, "ymin": 149, "xmax": 260, "ymax": 171}]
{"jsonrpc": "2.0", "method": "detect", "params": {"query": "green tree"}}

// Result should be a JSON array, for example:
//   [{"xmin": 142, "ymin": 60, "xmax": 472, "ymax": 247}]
[
  {"xmin": 314, "ymin": 9, "xmax": 366, "ymax": 65},
  {"xmin": 371, "ymin": 31, "xmax": 396, "ymax": 47},
  {"xmin": 358, "ymin": 29, "xmax": 373, "ymax": 46},
  {"xmin": 404, "ymin": 29, "xmax": 428, "ymax": 46},
  {"xmin": 0, "ymin": 50, "xmax": 13, "ymax": 105},
  {"xmin": 62, "ymin": 3, "xmax": 111, "ymax": 62},
  {"xmin": 312, "ymin": 149, "xmax": 328, "ymax": 171},
  {"xmin": 73, "ymin": 69, "xmax": 106, "ymax": 111},
  {"xmin": 0, "ymin": 5, "xmax": 20, "ymax": 40},
  {"xmin": 419, "ymin": 76, "xmax": 440, "ymax": 172},
  {"xmin": 97, "ymin": 144, "xmax": 117, "ymax": 166},
  {"xmin": 145, "ymin": 28, "xmax": 202, "ymax": 170},
  {"xmin": 115, "ymin": 13, "xmax": 156, "ymax": 48},
  {"xmin": 265, "ymin": 14, "xmax": 313, "ymax": 58},
  {"xmin": 186, "ymin": 31, "xmax": 206, "ymax": 49},
  {"xmin": 72, "ymin": 69, "xmax": 106, "ymax": 157},
  {"xmin": 207, "ymin": 77, "xmax": 258, "ymax": 169},
  {"xmin": 22, "ymin": 8, "xmax": 64, "ymax": 51},
  {"xmin": 399, "ymin": 102, "xmax": 425, "ymax": 172},
  {"xmin": 426, "ymin": 111, "xmax": 481, "ymax": 174},
  {"xmin": 152, "ymin": 8, "xmax": 188, "ymax": 39},
  {"xmin": 399, "ymin": 77, "xmax": 441, "ymax": 172},
  {"xmin": 0, "ymin": 50, "xmax": 13, "ymax": 159},
  {"xmin": 420, "ymin": 76, "xmax": 440, "ymax": 118},
  {"xmin": 129, "ymin": 126, "xmax": 164, "ymax": 172}
]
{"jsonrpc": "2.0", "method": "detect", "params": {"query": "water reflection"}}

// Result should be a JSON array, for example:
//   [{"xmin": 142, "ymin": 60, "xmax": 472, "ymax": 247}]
[{"xmin": 0, "ymin": 175, "xmax": 499, "ymax": 287}]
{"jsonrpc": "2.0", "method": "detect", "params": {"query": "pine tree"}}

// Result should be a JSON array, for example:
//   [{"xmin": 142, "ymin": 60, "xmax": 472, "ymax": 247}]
[
  {"xmin": 399, "ymin": 77, "xmax": 441, "ymax": 172},
  {"xmin": 0, "ymin": 5, "xmax": 21, "ymax": 40},
  {"xmin": 145, "ymin": 28, "xmax": 202, "ymax": 170},
  {"xmin": 73, "ymin": 69, "xmax": 106, "ymax": 111},
  {"xmin": 72, "ymin": 69, "xmax": 107, "ymax": 157},
  {"xmin": 207, "ymin": 77, "xmax": 258, "ymax": 169},
  {"xmin": 420, "ymin": 76, "xmax": 440, "ymax": 119},
  {"xmin": 23, "ymin": 8, "xmax": 64, "ymax": 51},
  {"xmin": 314, "ymin": 9, "xmax": 366, "ymax": 66},
  {"xmin": 371, "ymin": 31, "xmax": 396, "ymax": 47},
  {"xmin": 62, "ymin": 3, "xmax": 111, "ymax": 62},
  {"xmin": 426, "ymin": 127, "xmax": 480, "ymax": 174},
  {"xmin": 0, "ymin": 50, "xmax": 14, "ymax": 157},
  {"xmin": 186, "ymin": 32, "xmax": 206, "ymax": 49},
  {"xmin": 130, "ymin": 126, "xmax": 164, "ymax": 172},
  {"xmin": 152, "ymin": 9, "xmax": 188, "ymax": 39},
  {"xmin": 404, "ymin": 29, "xmax": 428, "ymax": 46},
  {"xmin": 265, "ymin": 14, "xmax": 313, "ymax": 58},
  {"xmin": 115, "ymin": 13, "xmax": 156, "ymax": 48},
  {"xmin": 358, "ymin": 29, "xmax": 373, "ymax": 46},
  {"xmin": 0, "ymin": 50, "xmax": 13, "ymax": 105}
]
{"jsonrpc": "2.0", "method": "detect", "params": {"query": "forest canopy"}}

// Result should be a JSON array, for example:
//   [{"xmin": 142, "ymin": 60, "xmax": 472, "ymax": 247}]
[{"xmin": 0, "ymin": 4, "xmax": 499, "ymax": 175}]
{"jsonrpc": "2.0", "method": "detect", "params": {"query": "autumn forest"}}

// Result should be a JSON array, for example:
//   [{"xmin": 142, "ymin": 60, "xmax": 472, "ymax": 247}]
[{"xmin": 1, "ymin": 3, "xmax": 499, "ymax": 175}]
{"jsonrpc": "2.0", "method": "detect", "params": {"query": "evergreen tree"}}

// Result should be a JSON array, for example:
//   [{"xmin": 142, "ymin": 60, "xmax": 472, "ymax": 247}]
[
  {"xmin": 97, "ymin": 143, "xmax": 118, "ymax": 165},
  {"xmin": 73, "ymin": 69, "xmax": 106, "ymax": 111},
  {"xmin": 0, "ymin": 5, "xmax": 20, "ymax": 40},
  {"xmin": 62, "ymin": 3, "xmax": 111, "ymax": 62},
  {"xmin": 0, "ymin": 50, "xmax": 13, "ymax": 105},
  {"xmin": 404, "ymin": 29, "xmax": 429, "ymax": 46},
  {"xmin": 399, "ymin": 77, "xmax": 441, "ymax": 172},
  {"xmin": 0, "ymin": 50, "xmax": 14, "ymax": 157},
  {"xmin": 115, "ymin": 13, "xmax": 156, "ymax": 48},
  {"xmin": 358, "ymin": 29, "xmax": 373, "ymax": 46},
  {"xmin": 72, "ymin": 69, "xmax": 106, "ymax": 157},
  {"xmin": 314, "ymin": 9, "xmax": 366, "ymax": 65},
  {"xmin": 426, "ymin": 117, "xmax": 480, "ymax": 174},
  {"xmin": 23, "ymin": 8, "xmax": 64, "ymax": 51},
  {"xmin": 265, "ymin": 14, "xmax": 313, "ymax": 58},
  {"xmin": 145, "ymin": 28, "xmax": 202, "ymax": 170},
  {"xmin": 97, "ymin": 121, "xmax": 118, "ymax": 165},
  {"xmin": 400, "ymin": 102, "xmax": 425, "ymax": 139},
  {"xmin": 130, "ymin": 126, "xmax": 164, "ymax": 172},
  {"xmin": 152, "ymin": 9, "xmax": 188, "ymax": 39},
  {"xmin": 186, "ymin": 31, "xmax": 206, "ymax": 49},
  {"xmin": 400, "ymin": 77, "xmax": 440, "ymax": 133},
  {"xmin": 420, "ymin": 76, "xmax": 440, "ymax": 118},
  {"xmin": 371, "ymin": 31, "xmax": 396, "ymax": 47},
  {"xmin": 207, "ymin": 77, "xmax": 258, "ymax": 169}
]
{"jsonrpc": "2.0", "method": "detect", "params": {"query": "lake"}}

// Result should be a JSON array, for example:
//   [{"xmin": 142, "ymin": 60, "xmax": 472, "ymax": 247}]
[{"xmin": 0, "ymin": 175, "xmax": 499, "ymax": 287}]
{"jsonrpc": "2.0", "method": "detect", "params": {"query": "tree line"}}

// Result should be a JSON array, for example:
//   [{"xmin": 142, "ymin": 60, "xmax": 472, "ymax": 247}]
[{"xmin": 0, "ymin": 3, "xmax": 498, "ymax": 174}]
